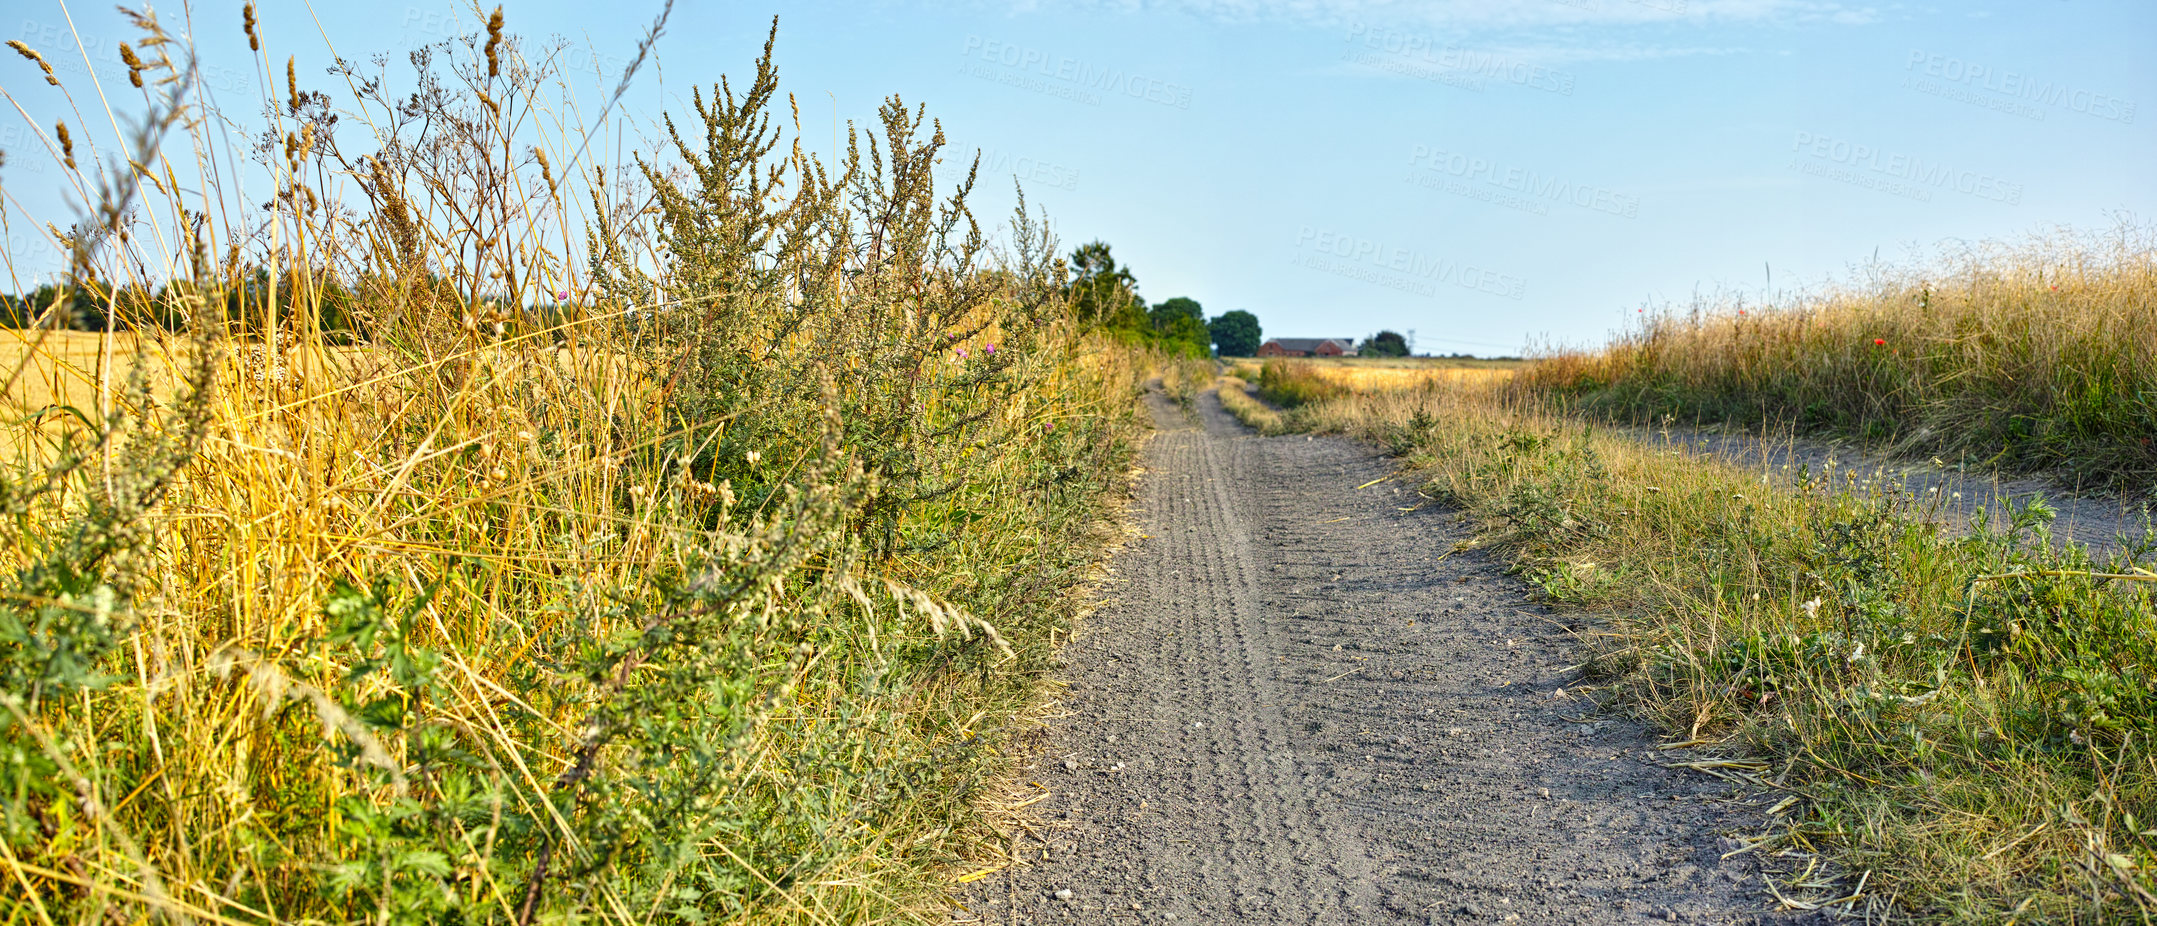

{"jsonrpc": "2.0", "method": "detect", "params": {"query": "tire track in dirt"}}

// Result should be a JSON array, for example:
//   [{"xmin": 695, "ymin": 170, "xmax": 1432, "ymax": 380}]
[{"xmin": 958, "ymin": 389, "xmax": 1822, "ymax": 925}]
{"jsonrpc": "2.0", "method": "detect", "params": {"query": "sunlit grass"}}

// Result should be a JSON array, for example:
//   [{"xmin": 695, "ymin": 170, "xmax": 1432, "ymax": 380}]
[
  {"xmin": 1521, "ymin": 230, "xmax": 2157, "ymax": 492},
  {"xmin": 1213, "ymin": 374, "xmax": 1284, "ymax": 434}
]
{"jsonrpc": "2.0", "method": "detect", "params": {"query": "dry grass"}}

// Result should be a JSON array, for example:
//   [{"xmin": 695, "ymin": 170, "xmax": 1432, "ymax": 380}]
[
  {"xmin": 1522, "ymin": 229, "xmax": 2157, "ymax": 492},
  {"xmin": 1155, "ymin": 355, "xmax": 1216, "ymax": 410},
  {"xmin": 1213, "ymin": 375, "xmax": 1284, "ymax": 434}
]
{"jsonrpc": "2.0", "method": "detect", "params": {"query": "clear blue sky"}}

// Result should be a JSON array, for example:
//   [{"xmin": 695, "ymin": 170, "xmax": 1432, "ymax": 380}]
[{"xmin": 5, "ymin": 0, "xmax": 2153, "ymax": 355}]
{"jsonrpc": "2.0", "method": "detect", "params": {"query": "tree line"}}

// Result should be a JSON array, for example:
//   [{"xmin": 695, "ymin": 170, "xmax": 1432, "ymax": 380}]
[
  {"xmin": 0, "ymin": 267, "xmax": 581, "ymax": 342},
  {"xmin": 1063, "ymin": 240, "xmax": 1261, "ymax": 357},
  {"xmin": 1059, "ymin": 242, "xmax": 1451, "ymax": 361},
  {"xmin": 12, "ymin": 242, "xmax": 1297, "ymax": 360}
]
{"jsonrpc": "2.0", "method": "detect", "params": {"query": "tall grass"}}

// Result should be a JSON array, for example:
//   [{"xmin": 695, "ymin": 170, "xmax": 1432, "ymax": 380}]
[
  {"xmin": 1153, "ymin": 354, "xmax": 1215, "ymax": 410},
  {"xmin": 1273, "ymin": 374, "xmax": 2157, "ymax": 920},
  {"xmin": 1522, "ymin": 230, "xmax": 2157, "ymax": 493},
  {"xmin": 1213, "ymin": 375, "xmax": 1284, "ymax": 434},
  {"xmin": 1256, "ymin": 358, "xmax": 1348, "ymax": 408},
  {"xmin": 1, "ymin": 9, "xmax": 1142, "ymax": 923}
]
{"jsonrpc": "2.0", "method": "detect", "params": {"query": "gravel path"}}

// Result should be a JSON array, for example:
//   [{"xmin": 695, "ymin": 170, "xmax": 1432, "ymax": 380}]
[
  {"xmin": 1632, "ymin": 425, "xmax": 2151, "ymax": 553},
  {"xmin": 957, "ymin": 389, "xmax": 1817, "ymax": 925}
]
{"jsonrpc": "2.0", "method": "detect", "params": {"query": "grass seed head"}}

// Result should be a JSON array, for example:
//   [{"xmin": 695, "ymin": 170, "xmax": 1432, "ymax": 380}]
[
  {"xmin": 486, "ymin": 7, "xmax": 504, "ymax": 78},
  {"xmin": 119, "ymin": 42, "xmax": 145, "ymax": 87},
  {"xmin": 9, "ymin": 40, "xmax": 59, "ymax": 86}
]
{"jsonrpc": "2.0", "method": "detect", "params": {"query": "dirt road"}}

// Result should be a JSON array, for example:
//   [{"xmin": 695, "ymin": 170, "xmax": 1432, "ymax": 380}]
[{"xmin": 959, "ymin": 390, "xmax": 1815, "ymax": 925}]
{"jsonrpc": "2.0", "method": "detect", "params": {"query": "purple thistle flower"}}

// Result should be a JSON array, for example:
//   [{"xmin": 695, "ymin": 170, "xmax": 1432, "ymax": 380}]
[
  {"xmin": 556, "ymin": 289, "xmax": 570, "ymax": 301},
  {"xmin": 984, "ymin": 342, "xmax": 997, "ymax": 355},
  {"xmin": 956, "ymin": 347, "xmax": 969, "ymax": 360}
]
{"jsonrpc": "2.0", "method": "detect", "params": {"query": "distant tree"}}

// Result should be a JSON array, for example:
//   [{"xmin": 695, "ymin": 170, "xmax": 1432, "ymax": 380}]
[
  {"xmin": 1360, "ymin": 329, "xmax": 1410, "ymax": 357},
  {"xmin": 3, "ymin": 283, "xmax": 112, "ymax": 331},
  {"xmin": 1150, "ymin": 296, "xmax": 1202, "ymax": 328},
  {"xmin": 1145, "ymin": 296, "xmax": 1208, "ymax": 355},
  {"xmin": 1, "ymin": 288, "xmax": 52, "ymax": 328},
  {"xmin": 1065, "ymin": 241, "xmax": 1145, "ymax": 329},
  {"xmin": 1208, "ymin": 310, "xmax": 1261, "ymax": 357},
  {"xmin": 1159, "ymin": 315, "xmax": 1209, "ymax": 356}
]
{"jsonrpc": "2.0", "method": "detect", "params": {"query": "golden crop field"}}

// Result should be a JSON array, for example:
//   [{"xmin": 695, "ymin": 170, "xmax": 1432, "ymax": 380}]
[
  {"xmin": 4, "ymin": 329, "xmax": 174, "ymax": 411},
  {"xmin": 1229, "ymin": 355, "xmax": 1521, "ymax": 394},
  {"xmin": 1301, "ymin": 361, "xmax": 1517, "ymax": 393},
  {"xmin": 0, "ymin": 330, "xmax": 657, "ymax": 464}
]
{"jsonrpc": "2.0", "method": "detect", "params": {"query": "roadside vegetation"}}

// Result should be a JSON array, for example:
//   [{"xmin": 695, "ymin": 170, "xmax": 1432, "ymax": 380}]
[
  {"xmin": 0, "ymin": 9, "xmax": 1155, "ymax": 923},
  {"xmin": 1255, "ymin": 357, "xmax": 1349, "ymax": 409},
  {"xmin": 1153, "ymin": 355, "xmax": 1216, "ymax": 411},
  {"xmin": 1237, "ymin": 337, "xmax": 2156, "ymax": 918},
  {"xmin": 1524, "ymin": 231, "xmax": 2157, "ymax": 494},
  {"xmin": 1214, "ymin": 374, "xmax": 1283, "ymax": 435}
]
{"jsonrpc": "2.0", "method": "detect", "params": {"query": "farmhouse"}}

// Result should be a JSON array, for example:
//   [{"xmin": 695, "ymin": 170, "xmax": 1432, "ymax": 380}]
[{"xmin": 1257, "ymin": 337, "xmax": 1358, "ymax": 357}]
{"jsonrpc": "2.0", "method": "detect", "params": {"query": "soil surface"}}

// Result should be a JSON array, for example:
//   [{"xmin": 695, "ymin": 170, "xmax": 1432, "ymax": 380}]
[
  {"xmin": 957, "ymin": 390, "xmax": 1820, "ymax": 925},
  {"xmin": 1635, "ymin": 425, "xmax": 2151, "ymax": 553}
]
